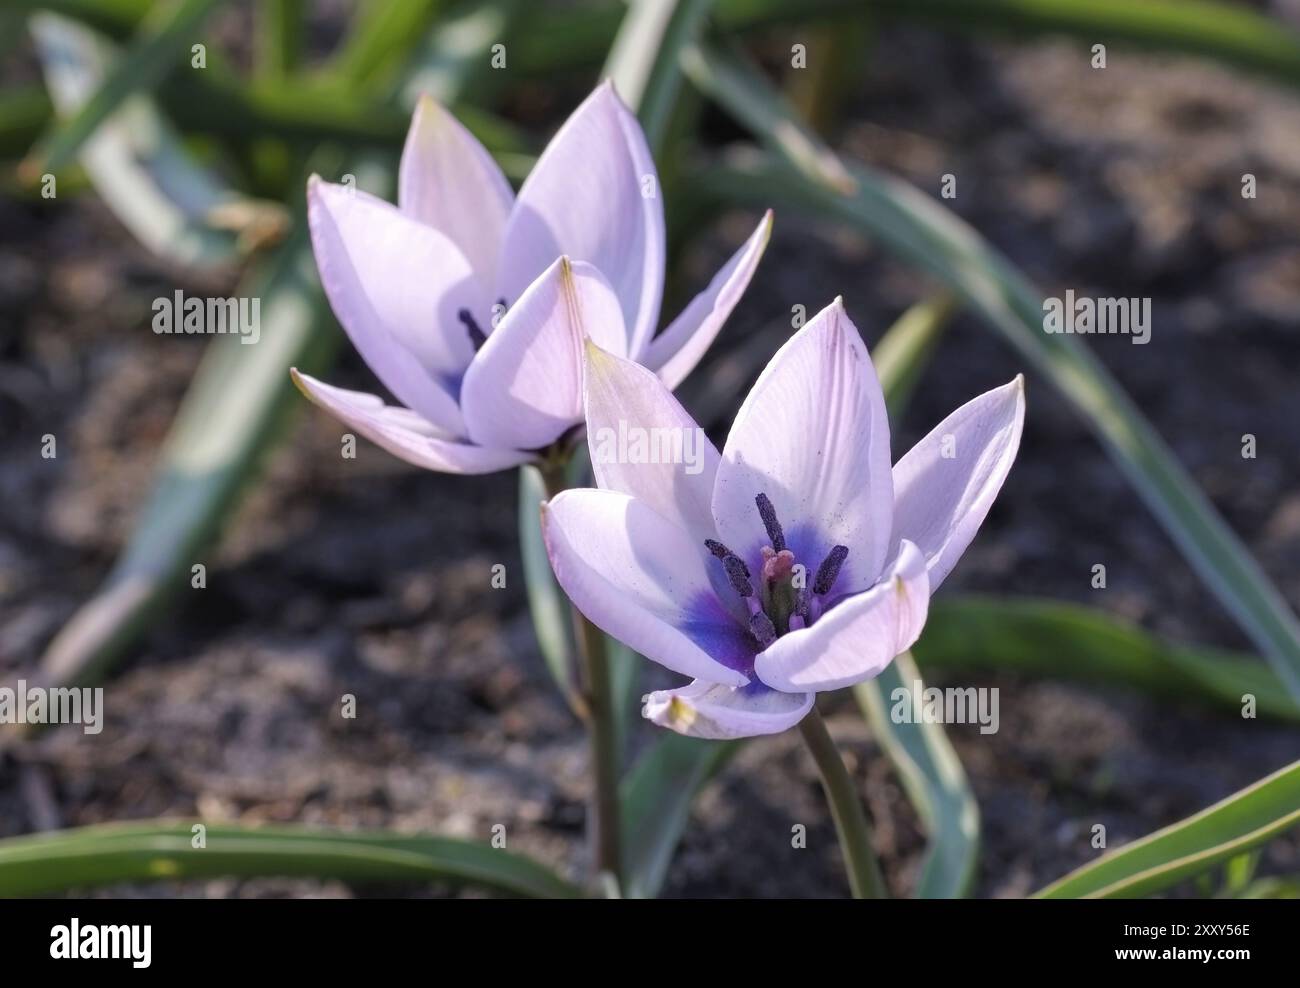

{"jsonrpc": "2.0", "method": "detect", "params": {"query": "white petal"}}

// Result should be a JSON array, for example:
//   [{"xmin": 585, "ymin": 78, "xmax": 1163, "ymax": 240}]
[
  {"xmin": 460, "ymin": 258, "xmax": 627, "ymax": 451},
  {"xmin": 754, "ymin": 540, "xmax": 929, "ymax": 693},
  {"xmin": 584, "ymin": 340, "xmax": 719, "ymax": 539},
  {"xmin": 399, "ymin": 94, "xmax": 515, "ymax": 288},
  {"xmin": 496, "ymin": 82, "xmax": 665, "ymax": 357},
  {"xmin": 292, "ymin": 370, "xmax": 532, "ymax": 475},
  {"xmin": 643, "ymin": 680, "xmax": 813, "ymax": 739},
  {"xmin": 307, "ymin": 176, "xmax": 481, "ymax": 435},
  {"xmin": 646, "ymin": 211, "xmax": 772, "ymax": 387},
  {"xmin": 542, "ymin": 489, "xmax": 752, "ymax": 687},
  {"xmin": 712, "ymin": 298, "xmax": 894, "ymax": 592},
  {"xmin": 890, "ymin": 375, "xmax": 1025, "ymax": 592}
]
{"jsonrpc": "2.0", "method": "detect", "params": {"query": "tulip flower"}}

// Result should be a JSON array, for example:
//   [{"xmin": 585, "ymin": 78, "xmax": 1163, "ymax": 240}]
[
  {"xmin": 291, "ymin": 83, "xmax": 771, "ymax": 473},
  {"xmin": 543, "ymin": 298, "xmax": 1025, "ymax": 740}
]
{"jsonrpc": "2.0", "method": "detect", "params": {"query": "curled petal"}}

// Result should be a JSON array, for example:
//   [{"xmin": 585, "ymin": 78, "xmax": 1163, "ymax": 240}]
[
  {"xmin": 460, "ymin": 258, "xmax": 627, "ymax": 451},
  {"xmin": 754, "ymin": 540, "xmax": 929, "ymax": 693},
  {"xmin": 584, "ymin": 340, "xmax": 718, "ymax": 540},
  {"xmin": 497, "ymin": 82, "xmax": 665, "ymax": 358},
  {"xmin": 890, "ymin": 375, "xmax": 1025, "ymax": 592},
  {"xmin": 399, "ymin": 94, "xmax": 515, "ymax": 288},
  {"xmin": 291, "ymin": 370, "xmax": 532, "ymax": 475},
  {"xmin": 643, "ymin": 679, "xmax": 813, "ymax": 740},
  {"xmin": 307, "ymin": 176, "xmax": 481, "ymax": 434},
  {"xmin": 713, "ymin": 298, "xmax": 894, "ymax": 591},
  {"xmin": 542, "ymin": 489, "xmax": 752, "ymax": 687},
  {"xmin": 646, "ymin": 211, "xmax": 772, "ymax": 387}
]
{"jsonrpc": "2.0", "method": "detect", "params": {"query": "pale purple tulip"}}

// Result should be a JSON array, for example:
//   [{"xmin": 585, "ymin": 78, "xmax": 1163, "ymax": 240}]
[
  {"xmin": 290, "ymin": 82, "xmax": 772, "ymax": 474},
  {"xmin": 542, "ymin": 299, "xmax": 1025, "ymax": 739}
]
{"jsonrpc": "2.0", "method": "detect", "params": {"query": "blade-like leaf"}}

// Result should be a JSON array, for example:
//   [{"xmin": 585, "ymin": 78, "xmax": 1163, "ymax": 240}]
[
  {"xmin": 603, "ymin": 0, "xmax": 713, "ymax": 153},
  {"xmin": 1035, "ymin": 759, "xmax": 1300, "ymax": 898},
  {"xmin": 687, "ymin": 41, "xmax": 1300, "ymax": 703},
  {"xmin": 854, "ymin": 652, "xmax": 980, "ymax": 898},
  {"xmin": 620, "ymin": 735, "xmax": 738, "ymax": 899},
  {"xmin": 920, "ymin": 596, "xmax": 1300, "ymax": 723},
  {"xmin": 0, "ymin": 821, "xmax": 580, "ymax": 898},
  {"xmin": 28, "ymin": 13, "xmax": 287, "ymax": 267},
  {"xmin": 26, "ymin": 0, "xmax": 224, "ymax": 176}
]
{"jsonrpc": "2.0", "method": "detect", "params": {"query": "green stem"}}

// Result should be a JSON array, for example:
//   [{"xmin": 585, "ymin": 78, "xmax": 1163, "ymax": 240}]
[
  {"xmin": 540, "ymin": 462, "xmax": 623, "ymax": 890},
  {"xmin": 797, "ymin": 706, "xmax": 888, "ymax": 899}
]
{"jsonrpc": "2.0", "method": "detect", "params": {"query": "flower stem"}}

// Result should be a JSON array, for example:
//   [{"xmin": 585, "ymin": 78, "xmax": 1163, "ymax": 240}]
[
  {"xmin": 797, "ymin": 705, "xmax": 888, "ymax": 899},
  {"xmin": 539, "ymin": 460, "xmax": 623, "ymax": 890}
]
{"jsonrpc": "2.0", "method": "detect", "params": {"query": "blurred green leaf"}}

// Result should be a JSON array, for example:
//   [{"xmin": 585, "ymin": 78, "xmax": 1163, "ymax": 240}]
[
  {"xmin": 25, "ymin": 0, "xmax": 223, "ymax": 176},
  {"xmin": 603, "ymin": 0, "xmax": 713, "ymax": 152},
  {"xmin": 255, "ymin": 0, "xmax": 304, "ymax": 80},
  {"xmin": 855, "ymin": 652, "xmax": 980, "ymax": 898},
  {"xmin": 919, "ymin": 596, "xmax": 1300, "ymax": 723},
  {"xmin": 621, "ymin": 734, "xmax": 738, "ymax": 899},
  {"xmin": 27, "ymin": 13, "xmax": 286, "ymax": 267},
  {"xmin": 871, "ymin": 0, "xmax": 1300, "ymax": 91},
  {"xmin": 325, "ymin": 0, "xmax": 446, "ymax": 95},
  {"xmin": 1036, "ymin": 758, "xmax": 1300, "ymax": 898},
  {"xmin": 688, "ymin": 41, "xmax": 1300, "ymax": 703},
  {"xmin": 0, "ymin": 821, "xmax": 580, "ymax": 898}
]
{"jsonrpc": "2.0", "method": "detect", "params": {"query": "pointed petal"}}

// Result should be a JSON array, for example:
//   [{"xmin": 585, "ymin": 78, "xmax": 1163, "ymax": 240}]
[
  {"xmin": 497, "ymin": 83, "xmax": 665, "ymax": 356},
  {"xmin": 291, "ymin": 370, "xmax": 532, "ymax": 475},
  {"xmin": 646, "ymin": 211, "xmax": 772, "ymax": 386},
  {"xmin": 643, "ymin": 679, "xmax": 813, "ymax": 739},
  {"xmin": 399, "ymin": 94, "xmax": 514, "ymax": 287},
  {"xmin": 542, "ymin": 489, "xmax": 752, "ymax": 688},
  {"xmin": 584, "ymin": 340, "xmax": 718, "ymax": 539},
  {"xmin": 460, "ymin": 258, "xmax": 627, "ymax": 451},
  {"xmin": 754, "ymin": 540, "xmax": 929, "ymax": 693},
  {"xmin": 712, "ymin": 299, "xmax": 894, "ymax": 590},
  {"xmin": 891, "ymin": 375, "xmax": 1026, "ymax": 592},
  {"xmin": 307, "ymin": 176, "xmax": 482, "ymax": 434}
]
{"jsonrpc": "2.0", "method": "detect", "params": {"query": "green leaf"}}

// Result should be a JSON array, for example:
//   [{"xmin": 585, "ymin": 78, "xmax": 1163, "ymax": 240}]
[
  {"xmin": 518, "ymin": 465, "xmax": 583, "ymax": 717},
  {"xmin": 871, "ymin": 0, "xmax": 1300, "ymax": 91},
  {"xmin": 324, "ymin": 0, "xmax": 447, "ymax": 94},
  {"xmin": 919, "ymin": 596, "xmax": 1300, "ymax": 723},
  {"xmin": 620, "ymin": 734, "xmax": 738, "ymax": 899},
  {"xmin": 603, "ymin": 0, "xmax": 713, "ymax": 153},
  {"xmin": 0, "ymin": 821, "xmax": 580, "ymax": 898},
  {"xmin": 255, "ymin": 0, "xmax": 304, "ymax": 80},
  {"xmin": 854, "ymin": 652, "xmax": 980, "ymax": 898},
  {"xmin": 27, "ymin": 13, "xmax": 287, "ymax": 268},
  {"xmin": 687, "ymin": 40, "xmax": 1300, "ymax": 703},
  {"xmin": 26, "ymin": 0, "xmax": 224, "ymax": 176},
  {"xmin": 1035, "ymin": 759, "xmax": 1300, "ymax": 898}
]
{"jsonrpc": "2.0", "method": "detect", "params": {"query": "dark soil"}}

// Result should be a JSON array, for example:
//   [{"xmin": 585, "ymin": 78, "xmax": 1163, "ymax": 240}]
[{"xmin": 1, "ymin": 22, "xmax": 1298, "ymax": 897}]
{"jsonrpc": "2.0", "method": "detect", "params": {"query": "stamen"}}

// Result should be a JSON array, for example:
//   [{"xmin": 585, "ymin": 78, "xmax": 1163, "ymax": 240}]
[
  {"xmin": 705, "ymin": 538, "xmax": 750, "ymax": 577},
  {"xmin": 793, "ymin": 588, "xmax": 809, "ymax": 619},
  {"xmin": 813, "ymin": 545, "xmax": 850, "ymax": 595},
  {"xmin": 722, "ymin": 556, "xmax": 753, "ymax": 597},
  {"xmin": 754, "ymin": 493, "xmax": 786, "ymax": 552},
  {"xmin": 459, "ymin": 308, "xmax": 487, "ymax": 350},
  {"xmin": 749, "ymin": 611, "xmax": 776, "ymax": 647}
]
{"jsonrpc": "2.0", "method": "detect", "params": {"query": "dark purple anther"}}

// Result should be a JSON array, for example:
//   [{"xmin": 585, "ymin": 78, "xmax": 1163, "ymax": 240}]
[
  {"xmin": 705, "ymin": 538, "xmax": 750, "ymax": 577},
  {"xmin": 754, "ymin": 493, "xmax": 786, "ymax": 552},
  {"xmin": 749, "ymin": 611, "xmax": 776, "ymax": 647},
  {"xmin": 813, "ymin": 544, "xmax": 850, "ymax": 595},
  {"xmin": 459, "ymin": 308, "xmax": 486, "ymax": 350},
  {"xmin": 723, "ymin": 555, "xmax": 753, "ymax": 597}
]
